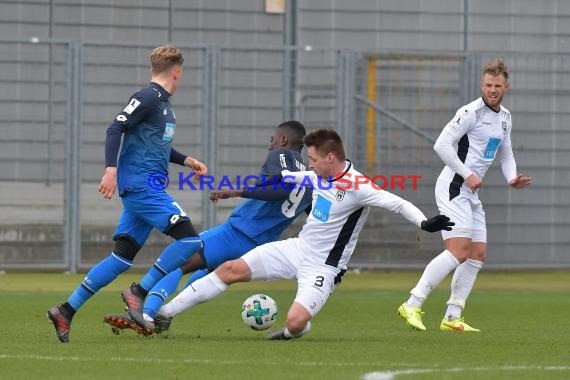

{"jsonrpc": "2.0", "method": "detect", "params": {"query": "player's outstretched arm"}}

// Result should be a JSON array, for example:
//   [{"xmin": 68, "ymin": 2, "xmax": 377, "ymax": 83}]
[
  {"xmin": 210, "ymin": 190, "xmax": 242, "ymax": 202},
  {"xmin": 209, "ymin": 184, "xmax": 298, "ymax": 203},
  {"xmin": 420, "ymin": 215, "xmax": 454, "ymax": 232},
  {"xmin": 281, "ymin": 169, "xmax": 315, "ymax": 184}
]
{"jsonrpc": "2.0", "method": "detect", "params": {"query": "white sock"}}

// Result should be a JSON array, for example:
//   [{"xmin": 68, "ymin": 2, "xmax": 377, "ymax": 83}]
[
  {"xmin": 407, "ymin": 250, "xmax": 460, "ymax": 307},
  {"xmin": 445, "ymin": 259, "xmax": 483, "ymax": 321},
  {"xmin": 158, "ymin": 272, "xmax": 228, "ymax": 318}
]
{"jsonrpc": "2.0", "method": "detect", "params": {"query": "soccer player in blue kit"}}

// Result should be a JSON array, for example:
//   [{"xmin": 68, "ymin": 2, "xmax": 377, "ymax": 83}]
[
  {"xmin": 103, "ymin": 120, "xmax": 313, "ymax": 335},
  {"xmin": 47, "ymin": 45, "xmax": 208, "ymax": 343}
]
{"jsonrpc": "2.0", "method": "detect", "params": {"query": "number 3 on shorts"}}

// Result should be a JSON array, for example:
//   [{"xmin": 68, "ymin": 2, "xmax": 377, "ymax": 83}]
[{"xmin": 314, "ymin": 276, "xmax": 324, "ymax": 287}]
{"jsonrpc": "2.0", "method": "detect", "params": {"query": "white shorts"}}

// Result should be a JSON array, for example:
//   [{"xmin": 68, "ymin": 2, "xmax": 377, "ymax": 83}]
[
  {"xmin": 241, "ymin": 238, "xmax": 341, "ymax": 318},
  {"xmin": 435, "ymin": 179, "xmax": 487, "ymax": 243}
]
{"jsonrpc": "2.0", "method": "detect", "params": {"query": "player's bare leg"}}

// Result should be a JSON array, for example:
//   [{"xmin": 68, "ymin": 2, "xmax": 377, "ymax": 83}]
[{"xmin": 267, "ymin": 302, "xmax": 312, "ymax": 340}]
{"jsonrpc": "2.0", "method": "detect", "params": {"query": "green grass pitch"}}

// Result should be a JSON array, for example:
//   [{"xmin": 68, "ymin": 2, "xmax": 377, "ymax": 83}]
[{"xmin": 1, "ymin": 271, "xmax": 569, "ymax": 380}]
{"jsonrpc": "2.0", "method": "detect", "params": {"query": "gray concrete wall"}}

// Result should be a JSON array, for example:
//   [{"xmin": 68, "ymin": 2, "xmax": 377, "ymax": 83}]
[{"xmin": 3, "ymin": 1, "xmax": 569, "ymax": 52}]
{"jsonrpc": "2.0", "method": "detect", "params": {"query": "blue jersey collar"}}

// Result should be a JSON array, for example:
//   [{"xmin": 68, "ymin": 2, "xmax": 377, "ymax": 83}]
[{"xmin": 150, "ymin": 82, "xmax": 171, "ymax": 99}]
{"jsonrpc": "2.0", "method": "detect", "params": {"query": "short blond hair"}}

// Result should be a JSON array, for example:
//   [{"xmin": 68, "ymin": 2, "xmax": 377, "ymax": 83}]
[
  {"xmin": 151, "ymin": 45, "xmax": 184, "ymax": 75},
  {"xmin": 483, "ymin": 58, "xmax": 509, "ymax": 81}
]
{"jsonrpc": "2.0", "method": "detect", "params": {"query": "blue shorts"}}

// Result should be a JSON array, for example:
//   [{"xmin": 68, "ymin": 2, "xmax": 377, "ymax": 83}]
[
  {"xmin": 200, "ymin": 223, "xmax": 258, "ymax": 269},
  {"xmin": 114, "ymin": 189, "xmax": 189, "ymax": 246}
]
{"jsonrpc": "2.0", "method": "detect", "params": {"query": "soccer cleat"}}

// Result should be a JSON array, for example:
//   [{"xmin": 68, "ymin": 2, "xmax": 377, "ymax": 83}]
[
  {"xmin": 104, "ymin": 313, "xmax": 154, "ymax": 336},
  {"xmin": 121, "ymin": 284, "xmax": 147, "ymax": 331},
  {"xmin": 47, "ymin": 306, "xmax": 72, "ymax": 343},
  {"xmin": 397, "ymin": 303, "xmax": 426, "ymax": 331},
  {"xmin": 266, "ymin": 328, "xmax": 293, "ymax": 341},
  {"xmin": 440, "ymin": 317, "xmax": 481, "ymax": 332},
  {"xmin": 104, "ymin": 313, "xmax": 137, "ymax": 335},
  {"xmin": 154, "ymin": 314, "xmax": 172, "ymax": 334}
]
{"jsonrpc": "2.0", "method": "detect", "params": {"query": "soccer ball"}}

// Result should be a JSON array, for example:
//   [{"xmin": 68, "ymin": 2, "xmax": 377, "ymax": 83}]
[{"xmin": 241, "ymin": 294, "xmax": 278, "ymax": 331}]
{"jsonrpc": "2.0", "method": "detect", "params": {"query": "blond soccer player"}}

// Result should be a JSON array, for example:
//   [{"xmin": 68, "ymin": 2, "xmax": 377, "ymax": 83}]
[{"xmin": 398, "ymin": 59, "xmax": 532, "ymax": 332}]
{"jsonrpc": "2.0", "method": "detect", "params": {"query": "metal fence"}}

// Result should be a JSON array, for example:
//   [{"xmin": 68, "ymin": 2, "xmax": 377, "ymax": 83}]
[
  {"xmin": 354, "ymin": 51, "xmax": 570, "ymax": 268},
  {"xmin": 1, "ymin": 39, "xmax": 569, "ymax": 271}
]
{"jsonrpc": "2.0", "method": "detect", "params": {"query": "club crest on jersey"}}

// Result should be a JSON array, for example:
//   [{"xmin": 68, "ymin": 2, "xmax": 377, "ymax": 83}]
[
  {"xmin": 335, "ymin": 189, "xmax": 345, "ymax": 202},
  {"xmin": 501, "ymin": 121, "xmax": 507, "ymax": 135}
]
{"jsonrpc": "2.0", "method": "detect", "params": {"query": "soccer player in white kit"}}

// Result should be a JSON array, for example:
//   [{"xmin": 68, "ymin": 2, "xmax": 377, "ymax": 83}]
[
  {"xmin": 157, "ymin": 128, "xmax": 454, "ymax": 340},
  {"xmin": 398, "ymin": 59, "xmax": 532, "ymax": 332}
]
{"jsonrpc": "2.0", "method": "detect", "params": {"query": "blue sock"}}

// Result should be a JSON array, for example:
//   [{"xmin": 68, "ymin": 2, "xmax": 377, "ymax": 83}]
[
  {"xmin": 143, "ymin": 268, "xmax": 184, "ymax": 319},
  {"xmin": 139, "ymin": 237, "xmax": 202, "ymax": 291},
  {"xmin": 66, "ymin": 253, "xmax": 132, "ymax": 311},
  {"xmin": 183, "ymin": 268, "xmax": 210, "ymax": 288}
]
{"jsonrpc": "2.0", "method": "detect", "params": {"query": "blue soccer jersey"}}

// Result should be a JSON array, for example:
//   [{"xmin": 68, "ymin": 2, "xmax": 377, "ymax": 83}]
[
  {"xmin": 227, "ymin": 148, "xmax": 312, "ymax": 244},
  {"xmin": 106, "ymin": 82, "xmax": 177, "ymax": 195},
  {"xmin": 105, "ymin": 82, "xmax": 191, "ymax": 242}
]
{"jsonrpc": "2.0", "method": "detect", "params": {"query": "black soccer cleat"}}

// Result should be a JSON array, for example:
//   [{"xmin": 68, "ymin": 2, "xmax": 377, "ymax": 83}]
[
  {"xmin": 121, "ymin": 284, "xmax": 147, "ymax": 331},
  {"xmin": 154, "ymin": 313, "xmax": 173, "ymax": 334},
  {"xmin": 47, "ymin": 306, "xmax": 72, "ymax": 343}
]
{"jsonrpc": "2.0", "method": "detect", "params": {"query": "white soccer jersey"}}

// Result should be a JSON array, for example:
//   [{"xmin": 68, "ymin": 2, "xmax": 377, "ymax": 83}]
[
  {"xmin": 282, "ymin": 161, "xmax": 426, "ymax": 270},
  {"xmin": 434, "ymin": 97, "xmax": 517, "ymax": 199}
]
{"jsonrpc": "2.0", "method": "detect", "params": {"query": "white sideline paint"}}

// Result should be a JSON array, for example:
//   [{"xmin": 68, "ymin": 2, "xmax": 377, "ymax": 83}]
[
  {"xmin": 362, "ymin": 366, "xmax": 570, "ymax": 380},
  {"xmin": 0, "ymin": 354, "xmax": 240, "ymax": 366},
  {"xmin": 2, "ymin": 355, "xmax": 569, "ymax": 377},
  {"xmin": 0, "ymin": 354, "xmax": 399, "ymax": 368}
]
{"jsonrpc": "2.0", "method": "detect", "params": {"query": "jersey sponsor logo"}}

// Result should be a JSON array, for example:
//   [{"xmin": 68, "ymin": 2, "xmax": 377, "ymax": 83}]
[
  {"xmin": 123, "ymin": 98, "xmax": 140, "ymax": 115},
  {"xmin": 312, "ymin": 195, "xmax": 332, "ymax": 222},
  {"xmin": 335, "ymin": 189, "xmax": 345, "ymax": 202},
  {"xmin": 502, "ymin": 121, "xmax": 507, "ymax": 135},
  {"xmin": 483, "ymin": 137, "xmax": 501, "ymax": 159},
  {"xmin": 163, "ymin": 123, "xmax": 176, "ymax": 141},
  {"xmin": 279, "ymin": 153, "xmax": 287, "ymax": 169}
]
